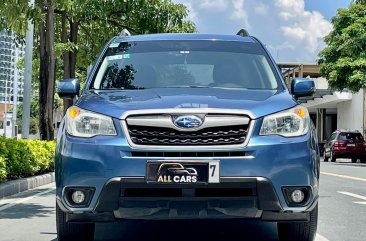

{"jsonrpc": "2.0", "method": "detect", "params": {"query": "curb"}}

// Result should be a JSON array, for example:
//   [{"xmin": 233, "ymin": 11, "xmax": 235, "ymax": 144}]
[{"xmin": 0, "ymin": 172, "xmax": 55, "ymax": 199}]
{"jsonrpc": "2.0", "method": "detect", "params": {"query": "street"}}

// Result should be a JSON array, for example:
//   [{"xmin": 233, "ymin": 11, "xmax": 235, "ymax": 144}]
[{"xmin": 0, "ymin": 160, "xmax": 365, "ymax": 241}]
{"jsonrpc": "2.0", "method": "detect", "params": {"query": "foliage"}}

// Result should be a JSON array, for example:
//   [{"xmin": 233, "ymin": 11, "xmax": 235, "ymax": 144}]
[
  {"xmin": 16, "ymin": 90, "xmax": 39, "ymax": 135},
  {"xmin": 0, "ymin": 0, "xmax": 196, "ymax": 140},
  {"xmin": 1, "ymin": 0, "xmax": 195, "ymax": 76},
  {"xmin": 17, "ymin": 95, "xmax": 39, "ymax": 119},
  {"xmin": 25, "ymin": 139, "xmax": 55, "ymax": 173},
  {"xmin": 0, "ymin": 156, "xmax": 6, "ymax": 182},
  {"xmin": 319, "ymin": 3, "xmax": 366, "ymax": 92},
  {"xmin": 16, "ymin": 93, "xmax": 60, "ymax": 135},
  {"xmin": 64, "ymin": 0, "xmax": 196, "ymax": 63},
  {"xmin": 17, "ymin": 118, "xmax": 39, "ymax": 135},
  {"xmin": 0, "ymin": 137, "xmax": 55, "ymax": 182}
]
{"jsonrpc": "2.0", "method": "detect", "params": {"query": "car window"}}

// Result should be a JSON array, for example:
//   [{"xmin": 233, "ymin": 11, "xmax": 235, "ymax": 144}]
[
  {"xmin": 338, "ymin": 132, "xmax": 364, "ymax": 141},
  {"xmin": 92, "ymin": 40, "xmax": 280, "ymax": 90}
]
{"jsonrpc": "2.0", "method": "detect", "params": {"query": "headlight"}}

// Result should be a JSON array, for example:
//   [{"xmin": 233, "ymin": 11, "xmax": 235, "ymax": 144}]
[
  {"xmin": 66, "ymin": 106, "xmax": 117, "ymax": 137},
  {"xmin": 260, "ymin": 106, "xmax": 310, "ymax": 137}
]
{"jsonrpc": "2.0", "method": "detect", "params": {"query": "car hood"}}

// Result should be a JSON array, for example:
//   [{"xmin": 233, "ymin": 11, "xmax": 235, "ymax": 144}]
[{"xmin": 76, "ymin": 88, "xmax": 297, "ymax": 119}]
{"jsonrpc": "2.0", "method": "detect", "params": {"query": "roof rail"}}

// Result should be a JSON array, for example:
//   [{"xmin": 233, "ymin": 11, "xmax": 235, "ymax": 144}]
[
  {"xmin": 120, "ymin": 29, "xmax": 131, "ymax": 37},
  {"xmin": 236, "ymin": 29, "xmax": 250, "ymax": 37}
]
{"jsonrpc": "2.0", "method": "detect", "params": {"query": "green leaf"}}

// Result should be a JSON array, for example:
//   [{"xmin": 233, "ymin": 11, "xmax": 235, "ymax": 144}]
[{"xmin": 319, "ymin": 3, "xmax": 366, "ymax": 92}]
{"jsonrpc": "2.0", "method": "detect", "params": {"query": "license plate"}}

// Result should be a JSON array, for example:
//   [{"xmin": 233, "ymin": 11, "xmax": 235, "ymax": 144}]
[
  {"xmin": 347, "ymin": 144, "xmax": 356, "ymax": 147},
  {"xmin": 146, "ymin": 161, "xmax": 220, "ymax": 184}
]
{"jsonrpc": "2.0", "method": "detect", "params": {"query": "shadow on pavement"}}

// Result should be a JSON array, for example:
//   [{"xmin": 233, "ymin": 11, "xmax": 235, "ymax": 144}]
[
  {"xmin": 95, "ymin": 219, "xmax": 279, "ymax": 241},
  {"xmin": 0, "ymin": 190, "xmax": 55, "ymax": 219},
  {"xmin": 1, "ymin": 187, "xmax": 55, "ymax": 200},
  {"xmin": 0, "ymin": 202, "xmax": 55, "ymax": 219}
]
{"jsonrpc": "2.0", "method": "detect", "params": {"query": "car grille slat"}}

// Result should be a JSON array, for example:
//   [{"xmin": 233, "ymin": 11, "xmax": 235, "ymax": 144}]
[
  {"xmin": 127, "ymin": 123, "xmax": 250, "ymax": 146},
  {"xmin": 129, "ymin": 127, "xmax": 247, "ymax": 139}
]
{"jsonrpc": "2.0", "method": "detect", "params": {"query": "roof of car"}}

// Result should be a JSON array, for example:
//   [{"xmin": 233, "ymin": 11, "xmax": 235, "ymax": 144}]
[
  {"xmin": 336, "ymin": 130, "xmax": 362, "ymax": 134},
  {"xmin": 114, "ymin": 33, "xmax": 256, "ymax": 43}
]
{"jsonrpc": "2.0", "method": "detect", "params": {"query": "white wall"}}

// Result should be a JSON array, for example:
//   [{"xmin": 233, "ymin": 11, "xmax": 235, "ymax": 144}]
[
  {"xmin": 337, "ymin": 89, "xmax": 364, "ymax": 133},
  {"xmin": 313, "ymin": 77, "xmax": 329, "ymax": 89}
]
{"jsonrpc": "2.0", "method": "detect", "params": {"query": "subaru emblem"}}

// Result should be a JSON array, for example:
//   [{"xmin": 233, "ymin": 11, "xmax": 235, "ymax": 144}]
[{"xmin": 173, "ymin": 115, "xmax": 203, "ymax": 129}]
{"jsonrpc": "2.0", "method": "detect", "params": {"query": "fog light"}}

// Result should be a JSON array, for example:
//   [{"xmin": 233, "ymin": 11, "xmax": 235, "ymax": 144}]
[
  {"xmin": 71, "ymin": 191, "xmax": 85, "ymax": 204},
  {"xmin": 291, "ymin": 189, "xmax": 305, "ymax": 203}
]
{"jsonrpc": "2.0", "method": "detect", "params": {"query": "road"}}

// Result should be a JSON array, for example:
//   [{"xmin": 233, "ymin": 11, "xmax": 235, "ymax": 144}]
[{"xmin": 0, "ymin": 159, "xmax": 365, "ymax": 241}]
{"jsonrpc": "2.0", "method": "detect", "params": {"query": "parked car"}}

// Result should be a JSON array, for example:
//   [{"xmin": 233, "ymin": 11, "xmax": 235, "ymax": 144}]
[
  {"xmin": 55, "ymin": 29, "xmax": 320, "ymax": 241},
  {"xmin": 323, "ymin": 130, "xmax": 366, "ymax": 163}
]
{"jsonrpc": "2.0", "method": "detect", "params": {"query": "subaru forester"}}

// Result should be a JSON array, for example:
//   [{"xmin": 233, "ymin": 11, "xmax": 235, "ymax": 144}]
[{"xmin": 55, "ymin": 30, "xmax": 320, "ymax": 241}]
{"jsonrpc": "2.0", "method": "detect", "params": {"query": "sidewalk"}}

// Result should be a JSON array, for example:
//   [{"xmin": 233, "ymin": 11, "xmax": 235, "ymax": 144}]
[{"xmin": 0, "ymin": 172, "xmax": 55, "ymax": 199}]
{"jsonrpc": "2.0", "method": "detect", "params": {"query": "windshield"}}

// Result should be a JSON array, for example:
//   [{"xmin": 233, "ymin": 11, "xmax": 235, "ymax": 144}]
[{"xmin": 91, "ymin": 40, "xmax": 280, "ymax": 90}]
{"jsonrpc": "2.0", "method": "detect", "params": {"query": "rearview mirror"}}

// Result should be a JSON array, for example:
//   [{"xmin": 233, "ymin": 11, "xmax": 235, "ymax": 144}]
[
  {"xmin": 57, "ymin": 78, "xmax": 80, "ymax": 98},
  {"xmin": 291, "ymin": 78, "xmax": 315, "ymax": 98}
]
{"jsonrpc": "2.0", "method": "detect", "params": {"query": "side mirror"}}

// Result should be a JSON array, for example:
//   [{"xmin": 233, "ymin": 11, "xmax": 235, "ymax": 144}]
[
  {"xmin": 57, "ymin": 78, "xmax": 80, "ymax": 98},
  {"xmin": 291, "ymin": 78, "xmax": 315, "ymax": 98}
]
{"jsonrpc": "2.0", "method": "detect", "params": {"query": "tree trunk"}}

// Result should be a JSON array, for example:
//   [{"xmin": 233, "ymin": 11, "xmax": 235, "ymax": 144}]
[
  {"xmin": 61, "ymin": 16, "xmax": 79, "ymax": 114},
  {"xmin": 38, "ymin": 0, "xmax": 56, "ymax": 140}
]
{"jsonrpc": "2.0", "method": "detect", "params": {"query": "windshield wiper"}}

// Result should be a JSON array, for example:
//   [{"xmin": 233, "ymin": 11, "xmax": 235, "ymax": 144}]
[
  {"xmin": 164, "ymin": 85, "xmax": 209, "ymax": 88},
  {"xmin": 95, "ymin": 86, "xmax": 146, "ymax": 90}
]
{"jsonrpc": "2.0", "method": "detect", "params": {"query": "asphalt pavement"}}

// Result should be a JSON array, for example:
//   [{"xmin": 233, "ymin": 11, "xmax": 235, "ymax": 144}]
[{"xmin": 0, "ymin": 159, "xmax": 365, "ymax": 241}]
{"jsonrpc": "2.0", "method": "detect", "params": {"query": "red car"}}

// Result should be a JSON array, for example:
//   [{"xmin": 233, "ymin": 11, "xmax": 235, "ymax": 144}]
[{"xmin": 323, "ymin": 130, "xmax": 366, "ymax": 163}]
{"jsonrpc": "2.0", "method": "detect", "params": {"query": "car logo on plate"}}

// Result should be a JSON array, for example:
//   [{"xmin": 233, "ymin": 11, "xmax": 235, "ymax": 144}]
[
  {"xmin": 157, "ymin": 163, "xmax": 198, "ymax": 183},
  {"xmin": 173, "ymin": 115, "xmax": 203, "ymax": 129}
]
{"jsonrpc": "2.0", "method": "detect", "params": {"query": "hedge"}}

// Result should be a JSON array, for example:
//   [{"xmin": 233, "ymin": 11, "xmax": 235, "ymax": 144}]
[{"xmin": 0, "ymin": 137, "xmax": 55, "ymax": 183}]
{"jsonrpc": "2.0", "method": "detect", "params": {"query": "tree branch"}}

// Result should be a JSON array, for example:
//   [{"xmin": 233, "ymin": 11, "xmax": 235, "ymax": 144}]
[
  {"xmin": 78, "ymin": 23, "xmax": 95, "ymax": 45},
  {"xmin": 106, "ymin": 19, "xmax": 137, "ymax": 34}
]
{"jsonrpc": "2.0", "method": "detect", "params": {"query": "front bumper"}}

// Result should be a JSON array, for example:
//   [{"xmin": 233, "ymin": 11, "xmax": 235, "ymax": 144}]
[
  {"xmin": 333, "ymin": 149, "xmax": 365, "ymax": 158},
  {"xmin": 55, "ymin": 118, "xmax": 320, "ymax": 222},
  {"xmin": 57, "ymin": 177, "xmax": 317, "ymax": 222}
]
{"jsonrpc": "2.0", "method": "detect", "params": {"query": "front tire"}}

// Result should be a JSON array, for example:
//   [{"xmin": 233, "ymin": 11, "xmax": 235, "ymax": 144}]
[
  {"xmin": 330, "ymin": 151, "xmax": 336, "ymax": 162},
  {"xmin": 277, "ymin": 204, "xmax": 318, "ymax": 241},
  {"xmin": 323, "ymin": 151, "xmax": 328, "ymax": 162},
  {"xmin": 351, "ymin": 158, "xmax": 357, "ymax": 163},
  {"xmin": 56, "ymin": 203, "xmax": 95, "ymax": 241}
]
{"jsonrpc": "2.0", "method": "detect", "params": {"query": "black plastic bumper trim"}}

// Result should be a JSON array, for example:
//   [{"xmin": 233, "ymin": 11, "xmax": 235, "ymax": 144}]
[
  {"xmin": 261, "ymin": 211, "xmax": 309, "ymax": 222},
  {"xmin": 67, "ymin": 212, "xmax": 115, "ymax": 223},
  {"xmin": 61, "ymin": 176, "xmax": 319, "ymax": 222},
  {"xmin": 93, "ymin": 177, "xmax": 282, "ymax": 213}
]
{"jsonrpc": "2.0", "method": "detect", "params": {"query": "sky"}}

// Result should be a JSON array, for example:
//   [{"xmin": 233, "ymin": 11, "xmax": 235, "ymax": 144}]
[{"xmin": 172, "ymin": 0, "xmax": 352, "ymax": 62}]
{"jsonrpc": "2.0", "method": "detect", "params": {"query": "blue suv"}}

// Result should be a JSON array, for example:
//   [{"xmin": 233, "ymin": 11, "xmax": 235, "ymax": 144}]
[{"xmin": 55, "ymin": 30, "xmax": 319, "ymax": 241}]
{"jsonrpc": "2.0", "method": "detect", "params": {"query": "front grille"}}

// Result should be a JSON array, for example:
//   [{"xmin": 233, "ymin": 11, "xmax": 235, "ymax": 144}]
[{"xmin": 128, "ymin": 125, "xmax": 249, "ymax": 146}]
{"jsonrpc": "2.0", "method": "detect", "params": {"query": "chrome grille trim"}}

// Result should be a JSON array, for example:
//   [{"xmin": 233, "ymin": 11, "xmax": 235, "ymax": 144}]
[
  {"xmin": 120, "ymin": 108, "xmax": 255, "ymax": 119},
  {"xmin": 120, "ymin": 109, "xmax": 255, "ymax": 150},
  {"xmin": 126, "ymin": 115, "xmax": 250, "ymax": 132}
]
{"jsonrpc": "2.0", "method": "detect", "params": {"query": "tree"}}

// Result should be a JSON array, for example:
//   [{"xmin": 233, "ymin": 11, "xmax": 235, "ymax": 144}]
[
  {"xmin": 56, "ymin": 0, "xmax": 195, "ymax": 111},
  {"xmin": 319, "ymin": 3, "xmax": 366, "ymax": 92},
  {"xmin": 0, "ymin": 0, "xmax": 196, "ymax": 140},
  {"xmin": 319, "ymin": 1, "xmax": 366, "ymax": 139},
  {"xmin": 38, "ymin": 0, "xmax": 56, "ymax": 140}
]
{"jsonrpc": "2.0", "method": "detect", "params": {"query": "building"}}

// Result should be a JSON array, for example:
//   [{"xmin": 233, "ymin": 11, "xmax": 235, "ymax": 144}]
[
  {"xmin": 0, "ymin": 30, "xmax": 25, "ymax": 136},
  {"xmin": 279, "ymin": 62, "xmax": 365, "ymax": 142}
]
